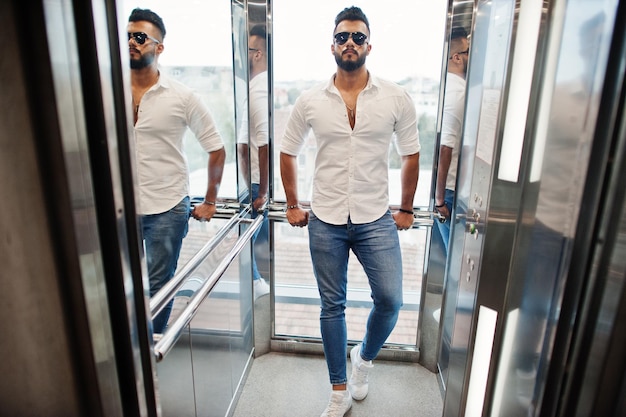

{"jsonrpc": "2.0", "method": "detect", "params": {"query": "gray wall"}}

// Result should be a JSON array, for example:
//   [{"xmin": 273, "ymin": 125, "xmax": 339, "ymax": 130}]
[{"xmin": 0, "ymin": 2, "xmax": 82, "ymax": 415}]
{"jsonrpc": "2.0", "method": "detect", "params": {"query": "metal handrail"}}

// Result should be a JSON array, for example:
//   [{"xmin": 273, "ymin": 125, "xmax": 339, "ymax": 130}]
[
  {"xmin": 150, "ymin": 205, "xmax": 251, "ymax": 319},
  {"xmin": 265, "ymin": 203, "xmax": 440, "ymax": 227},
  {"xmin": 153, "ymin": 214, "xmax": 264, "ymax": 362}
]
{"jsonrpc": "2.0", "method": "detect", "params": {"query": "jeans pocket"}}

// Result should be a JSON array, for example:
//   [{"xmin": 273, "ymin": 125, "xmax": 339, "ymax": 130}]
[{"xmin": 171, "ymin": 196, "xmax": 190, "ymax": 216}]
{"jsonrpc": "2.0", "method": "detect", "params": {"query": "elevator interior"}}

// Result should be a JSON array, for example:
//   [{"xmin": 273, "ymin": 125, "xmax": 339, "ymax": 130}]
[{"xmin": 2, "ymin": 0, "xmax": 626, "ymax": 416}]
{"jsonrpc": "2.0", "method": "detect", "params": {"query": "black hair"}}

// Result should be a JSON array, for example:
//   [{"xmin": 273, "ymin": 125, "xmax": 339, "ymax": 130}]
[
  {"xmin": 249, "ymin": 24, "xmax": 266, "ymax": 40},
  {"xmin": 450, "ymin": 26, "xmax": 468, "ymax": 41},
  {"xmin": 334, "ymin": 6, "xmax": 370, "ymax": 32},
  {"xmin": 128, "ymin": 8, "xmax": 166, "ymax": 39},
  {"xmin": 249, "ymin": 24, "xmax": 269, "ymax": 55}
]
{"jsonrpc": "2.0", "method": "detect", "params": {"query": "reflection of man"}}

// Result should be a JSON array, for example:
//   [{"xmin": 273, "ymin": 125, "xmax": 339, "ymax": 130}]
[
  {"xmin": 435, "ymin": 27, "xmax": 469, "ymax": 253},
  {"xmin": 237, "ymin": 24, "xmax": 270, "ymax": 299},
  {"xmin": 280, "ymin": 6, "xmax": 420, "ymax": 416},
  {"xmin": 128, "ymin": 8, "xmax": 226, "ymax": 334}
]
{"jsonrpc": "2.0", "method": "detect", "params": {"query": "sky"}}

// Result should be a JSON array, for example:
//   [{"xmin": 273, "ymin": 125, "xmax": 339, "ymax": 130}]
[{"xmin": 120, "ymin": 0, "xmax": 448, "ymax": 82}]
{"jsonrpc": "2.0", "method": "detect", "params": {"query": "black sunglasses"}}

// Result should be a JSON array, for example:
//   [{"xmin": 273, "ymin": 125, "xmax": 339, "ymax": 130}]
[
  {"xmin": 334, "ymin": 32, "xmax": 368, "ymax": 46},
  {"xmin": 128, "ymin": 32, "xmax": 160, "ymax": 45},
  {"xmin": 450, "ymin": 48, "xmax": 469, "ymax": 59}
]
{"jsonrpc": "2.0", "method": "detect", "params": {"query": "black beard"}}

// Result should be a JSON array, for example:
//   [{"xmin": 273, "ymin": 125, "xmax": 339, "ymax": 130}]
[
  {"xmin": 130, "ymin": 53, "xmax": 154, "ymax": 70},
  {"xmin": 335, "ymin": 51, "xmax": 366, "ymax": 72}
]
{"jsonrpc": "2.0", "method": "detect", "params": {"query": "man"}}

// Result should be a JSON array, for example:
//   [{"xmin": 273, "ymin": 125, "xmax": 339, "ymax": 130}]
[
  {"xmin": 434, "ymin": 27, "xmax": 469, "ymax": 253},
  {"xmin": 279, "ymin": 7, "xmax": 420, "ymax": 417},
  {"xmin": 128, "ymin": 8, "xmax": 226, "ymax": 334},
  {"xmin": 237, "ymin": 24, "xmax": 270, "ymax": 299}
]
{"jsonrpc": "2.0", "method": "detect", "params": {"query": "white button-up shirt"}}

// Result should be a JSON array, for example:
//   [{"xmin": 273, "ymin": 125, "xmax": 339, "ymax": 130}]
[
  {"xmin": 133, "ymin": 74, "xmax": 224, "ymax": 215},
  {"xmin": 237, "ymin": 71, "xmax": 269, "ymax": 184},
  {"xmin": 440, "ymin": 73, "xmax": 466, "ymax": 191},
  {"xmin": 281, "ymin": 74, "xmax": 421, "ymax": 225}
]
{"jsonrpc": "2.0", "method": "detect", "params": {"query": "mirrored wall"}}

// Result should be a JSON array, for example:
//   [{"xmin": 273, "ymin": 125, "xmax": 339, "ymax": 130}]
[{"xmin": 120, "ymin": 0, "xmax": 238, "ymax": 202}]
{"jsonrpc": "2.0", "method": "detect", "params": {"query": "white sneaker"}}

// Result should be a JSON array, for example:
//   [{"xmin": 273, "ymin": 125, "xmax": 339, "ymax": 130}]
[
  {"xmin": 349, "ymin": 343, "xmax": 373, "ymax": 400},
  {"xmin": 253, "ymin": 278, "xmax": 270, "ymax": 299},
  {"xmin": 320, "ymin": 390, "xmax": 352, "ymax": 417}
]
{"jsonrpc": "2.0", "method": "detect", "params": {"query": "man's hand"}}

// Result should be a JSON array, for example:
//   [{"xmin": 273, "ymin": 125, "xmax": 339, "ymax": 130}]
[
  {"xmin": 286, "ymin": 207, "xmax": 309, "ymax": 228},
  {"xmin": 253, "ymin": 194, "xmax": 267, "ymax": 212},
  {"xmin": 435, "ymin": 204, "xmax": 450, "ymax": 220},
  {"xmin": 191, "ymin": 202, "xmax": 217, "ymax": 222},
  {"xmin": 392, "ymin": 211, "xmax": 414, "ymax": 230}
]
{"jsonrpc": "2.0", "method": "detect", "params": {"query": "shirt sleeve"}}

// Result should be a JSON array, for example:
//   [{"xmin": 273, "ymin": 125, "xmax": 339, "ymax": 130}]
[
  {"xmin": 186, "ymin": 91, "xmax": 224, "ymax": 153},
  {"xmin": 249, "ymin": 84, "xmax": 269, "ymax": 147},
  {"xmin": 440, "ymin": 79, "xmax": 465, "ymax": 149},
  {"xmin": 237, "ymin": 98, "xmax": 249, "ymax": 145},
  {"xmin": 280, "ymin": 94, "xmax": 310, "ymax": 156},
  {"xmin": 394, "ymin": 90, "xmax": 421, "ymax": 156}
]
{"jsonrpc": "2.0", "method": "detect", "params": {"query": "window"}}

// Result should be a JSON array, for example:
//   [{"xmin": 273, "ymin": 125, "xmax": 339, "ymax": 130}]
[{"xmin": 271, "ymin": 0, "xmax": 447, "ymax": 346}]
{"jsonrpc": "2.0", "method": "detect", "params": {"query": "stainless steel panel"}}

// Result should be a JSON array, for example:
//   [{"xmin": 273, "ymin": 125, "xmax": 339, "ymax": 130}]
[
  {"xmin": 155, "ymin": 210, "xmax": 259, "ymax": 416},
  {"xmin": 2, "ymin": 0, "xmax": 154, "ymax": 414},
  {"xmin": 157, "ymin": 215, "xmax": 257, "ymax": 416},
  {"xmin": 489, "ymin": 2, "xmax": 620, "ymax": 416},
  {"xmin": 442, "ymin": 0, "xmax": 623, "ymax": 415},
  {"xmin": 156, "ymin": 330, "xmax": 196, "ymax": 417},
  {"xmin": 569, "ymin": 170, "xmax": 626, "ymax": 415},
  {"xmin": 0, "ymin": 2, "xmax": 85, "ymax": 415},
  {"xmin": 431, "ymin": 0, "xmax": 477, "ymax": 387},
  {"xmin": 242, "ymin": 0, "xmax": 273, "ymax": 358},
  {"xmin": 51, "ymin": 0, "xmax": 157, "ymax": 412},
  {"xmin": 190, "ymin": 234, "xmax": 255, "ymax": 417},
  {"xmin": 558, "ymin": 11, "xmax": 626, "ymax": 413},
  {"xmin": 442, "ymin": 0, "xmax": 516, "ymax": 415}
]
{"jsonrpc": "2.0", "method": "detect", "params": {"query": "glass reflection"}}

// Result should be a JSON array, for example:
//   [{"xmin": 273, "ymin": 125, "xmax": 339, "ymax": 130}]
[
  {"xmin": 236, "ymin": 15, "xmax": 271, "ymax": 299},
  {"xmin": 124, "ymin": 5, "xmax": 229, "ymax": 335},
  {"xmin": 122, "ymin": 0, "xmax": 238, "ymax": 201},
  {"xmin": 434, "ymin": 26, "xmax": 470, "ymax": 254}
]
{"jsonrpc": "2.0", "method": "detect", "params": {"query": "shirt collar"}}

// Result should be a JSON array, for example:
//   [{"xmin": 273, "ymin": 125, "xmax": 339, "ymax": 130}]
[
  {"xmin": 152, "ymin": 71, "xmax": 170, "ymax": 91},
  {"xmin": 324, "ymin": 71, "xmax": 377, "ymax": 94}
]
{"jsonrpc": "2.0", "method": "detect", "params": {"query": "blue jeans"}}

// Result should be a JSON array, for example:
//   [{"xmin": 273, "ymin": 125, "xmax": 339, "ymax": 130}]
[
  {"xmin": 436, "ymin": 189, "xmax": 455, "ymax": 254},
  {"xmin": 246, "ymin": 183, "xmax": 269, "ymax": 281},
  {"xmin": 142, "ymin": 197, "xmax": 190, "ymax": 333},
  {"xmin": 308, "ymin": 211, "xmax": 403, "ymax": 385}
]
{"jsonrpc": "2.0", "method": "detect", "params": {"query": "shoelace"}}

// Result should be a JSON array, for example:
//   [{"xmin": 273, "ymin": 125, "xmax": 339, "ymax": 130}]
[
  {"xmin": 324, "ymin": 393, "xmax": 349, "ymax": 416},
  {"xmin": 353, "ymin": 364, "xmax": 369, "ymax": 384}
]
